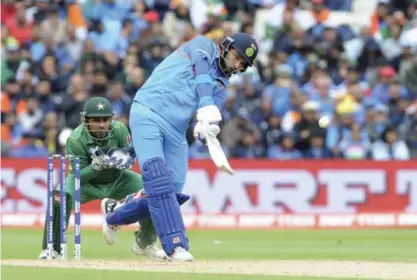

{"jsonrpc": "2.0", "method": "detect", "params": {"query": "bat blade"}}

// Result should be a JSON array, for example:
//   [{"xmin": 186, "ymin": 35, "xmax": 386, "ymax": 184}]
[{"xmin": 205, "ymin": 132, "xmax": 234, "ymax": 175}]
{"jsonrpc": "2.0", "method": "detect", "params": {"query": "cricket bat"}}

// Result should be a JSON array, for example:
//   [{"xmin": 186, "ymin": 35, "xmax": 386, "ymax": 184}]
[{"xmin": 203, "ymin": 122, "xmax": 234, "ymax": 175}]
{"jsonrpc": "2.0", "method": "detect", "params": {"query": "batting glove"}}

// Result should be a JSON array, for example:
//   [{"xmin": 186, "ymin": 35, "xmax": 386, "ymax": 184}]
[
  {"xmin": 196, "ymin": 105, "xmax": 222, "ymax": 124},
  {"xmin": 193, "ymin": 121, "xmax": 220, "ymax": 144}
]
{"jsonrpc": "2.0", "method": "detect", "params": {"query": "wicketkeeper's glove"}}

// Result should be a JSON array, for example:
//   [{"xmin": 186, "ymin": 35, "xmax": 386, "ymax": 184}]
[
  {"xmin": 89, "ymin": 147, "xmax": 112, "ymax": 170},
  {"xmin": 107, "ymin": 147, "xmax": 135, "ymax": 170}
]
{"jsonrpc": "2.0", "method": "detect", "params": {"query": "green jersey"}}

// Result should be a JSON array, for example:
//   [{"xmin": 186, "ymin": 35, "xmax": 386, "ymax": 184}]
[{"xmin": 66, "ymin": 120, "xmax": 132, "ymax": 184}]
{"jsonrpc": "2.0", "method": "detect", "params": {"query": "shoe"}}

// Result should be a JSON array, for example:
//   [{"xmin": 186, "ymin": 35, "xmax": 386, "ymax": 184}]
[
  {"xmin": 38, "ymin": 249, "xmax": 59, "ymax": 259},
  {"xmin": 101, "ymin": 198, "xmax": 121, "ymax": 245},
  {"xmin": 132, "ymin": 238, "xmax": 168, "ymax": 260},
  {"xmin": 170, "ymin": 247, "xmax": 194, "ymax": 262}
]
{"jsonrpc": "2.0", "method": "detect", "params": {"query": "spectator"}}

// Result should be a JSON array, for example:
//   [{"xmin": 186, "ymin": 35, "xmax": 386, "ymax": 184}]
[
  {"xmin": 10, "ymin": 129, "xmax": 49, "ymax": 158},
  {"xmin": 67, "ymin": 74, "xmax": 86, "ymax": 96},
  {"xmin": 35, "ymin": 79, "xmax": 57, "ymax": 114},
  {"xmin": 308, "ymin": 74, "xmax": 335, "ymax": 118},
  {"xmin": 28, "ymin": 0, "xmax": 50, "ymax": 24},
  {"xmin": 5, "ymin": 3, "xmax": 33, "ymax": 45},
  {"xmin": 379, "ymin": 17, "xmax": 405, "ymax": 62},
  {"xmin": 88, "ymin": 19, "xmax": 118, "ymax": 53},
  {"xmin": 141, "ymin": 39, "xmax": 169, "ymax": 75},
  {"xmin": 339, "ymin": 123, "xmax": 370, "ymax": 160},
  {"xmin": 402, "ymin": 55, "xmax": 417, "ymax": 97},
  {"xmin": 114, "ymin": 18, "xmax": 134, "ymax": 58},
  {"xmin": 221, "ymin": 108, "xmax": 260, "ymax": 151},
  {"xmin": 1, "ymin": 112, "xmax": 25, "ymax": 146},
  {"xmin": 262, "ymin": 64, "xmax": 294, "ymax": 116},
  {"xmin": 371, "ymin": 66, "xmax": 409, "ymax": 105},
  {"xmin": 370, "ymin": 126, "xmax": 410, "ymax": 160},
  {"xmin": 238, "ymin": 81, "xmax": 264, "ymax": 125},
  {"xmin": 267, "ymin": 132, "xmax": 303, "ymax": 159},
  {"xmin": 90, "ymin": 0, "xmax": 130, "ymax": 22},
  {"xmin": 326, "ymin": 100, "xmax": 358, "ymax": 156},
  {"xmin": 41, "ymin": 5, "xmax": 67, "ymax": 45},
  {"xmin": 221, "ymin": 89, "xmax": 239, "ymax": 123},
  {"xmin": 152, "ymin": 0, "xmax": 173, "ymax": 22},
  {"xmin": 401, "ymin": 104, "xmax": 417, "ymax": 158},
  {"xmin": 264, "ymin": 0, "xmax": 304, "ymax": 50},
  {"xmin": 90, "ymin": 70, "xmax": 109, "ymax": 97},
  {"xmin": 231, "ymin": 131, "xmax": 264, "ymax": 158},
  {"xmin": 164, "ymin": 3, "xmax": 194, "ymax": 46},
  {"xmin": 125, "ymin": 67, "xmax": 145, "ymax": 97},
  {"xmin": 2, "ymin": 46, "xmax": 21, "ymax": 85},
  {"xmin": 261, "ymin": 113, "xmax": 283, "ymax": 149},
  {"xmin": 305, "ymin": 130, "xmax": 333, "ymax": 158},
  {"xmin": 1, "ymin": 25, "xmax": 18, "ymax": 56},
  {"xmin": 39, "ymin": 55, "xmax": 65, "ymax": 93},
  {"xmin": 65, "ymin": 24, "xmax": 83, "ymax": 63},
  {"xmin": 2, "ymin": 78, "xmax": 26, "ymax": 116},
  {"xmin": 18, "ymin": 95, "xmax": 43, "ymax": 132},
  {"xmin": 293, "ymin": 101, "xmax": 325, "ymax": 153},
  {"xmin": 281, "ymin": 87, "xmax": 306, "ymax": 132},
  {"xmin": 364, "ymin": 104, "xmax": 386, "ymax": 142},
  {"xmin": 388, "ymin": 81, "xmax": 410, "ymax": 126},
  {"xmin": 370, "ymin": 0, "xmax": 391, "ymax": 37},
  {"xmin": 127, "ymin": 0, "xmax": 149, "ymax": 41},
  {"xmin": 356, "ymin": 27, "xmax": 383, "ymax": 72},
  {"xmin": 324, "ymin": 0, "xmax": 352, "ymax": 11},
  {"xmin": 42, "ymin": 112, "xmax": 59, "ymax": 154},
  {"xmin": 305, "ymin": 0, "xmax": 335, "ymax": 28},
  {"xmin": 18, "ymin": 67, "xmax": 37, "ymax": 97},
  {"xmin": 107, "ymin": 81, "xmax": 131, "ymax": 119},
  {"xmin": 60, "ymin": 84, "xmax": 88, "ymax": 129},
  {"xmin": 27, "ymin": 24, "xmax": 46, "ymax": 63},
  {"xmin": 345, "ymin": 83, "xmax": 374, "ymax": 125},
  {"xmin": 1, "ymin": 0, "xmax": 17, "ymax": 25},
  {"xmin": 67, "ymin": 0, "xmax": 87, "ymax": 40}
]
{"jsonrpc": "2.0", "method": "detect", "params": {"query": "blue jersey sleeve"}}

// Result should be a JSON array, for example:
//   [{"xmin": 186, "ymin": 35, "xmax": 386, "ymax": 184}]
[
  {"xmin": 186, "ymin": 36, "xmax": 216, "ymax": 64},
  {"xmin": 184, "ymin": 36, "xmax": 217, "ymax": 108}
]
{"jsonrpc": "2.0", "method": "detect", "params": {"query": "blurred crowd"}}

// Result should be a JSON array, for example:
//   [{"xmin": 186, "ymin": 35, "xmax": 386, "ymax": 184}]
[{"xmin": 1, "ymin": 0, "xmax": 417, "ymax": 160}]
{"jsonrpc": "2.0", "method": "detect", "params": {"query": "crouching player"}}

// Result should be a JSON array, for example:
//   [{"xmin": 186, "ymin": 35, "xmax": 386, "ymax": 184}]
[
  {"xmin": 100, "ymin": 33, "xmax": 258, "ymax": 261},
  {"xmin": 39, "ymin": 97, "xmax": 165, "ymax": 260}
]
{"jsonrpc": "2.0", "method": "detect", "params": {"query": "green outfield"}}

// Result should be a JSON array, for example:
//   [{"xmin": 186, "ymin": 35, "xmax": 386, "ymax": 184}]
[{"xmin": 2, "ymin": 228, "xmax": 417, "ymax": 280}]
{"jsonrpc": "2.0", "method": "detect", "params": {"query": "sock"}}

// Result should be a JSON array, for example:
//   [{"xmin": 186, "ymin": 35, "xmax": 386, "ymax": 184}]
[{"xmin": 137, "ymin": 218, "xmax": 158, "ymax": 249}]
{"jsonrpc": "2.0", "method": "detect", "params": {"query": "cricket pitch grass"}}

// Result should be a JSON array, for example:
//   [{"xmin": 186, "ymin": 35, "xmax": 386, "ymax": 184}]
[{"xmin": 1, "ymin": 228, "xmax": 417, "ymax": 280}]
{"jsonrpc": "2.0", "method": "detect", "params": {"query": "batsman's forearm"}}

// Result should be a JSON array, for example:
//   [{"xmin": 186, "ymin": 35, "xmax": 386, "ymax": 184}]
[{"xmin": 194, "ymin": 59, "xmax": 215, "ymax": 107}]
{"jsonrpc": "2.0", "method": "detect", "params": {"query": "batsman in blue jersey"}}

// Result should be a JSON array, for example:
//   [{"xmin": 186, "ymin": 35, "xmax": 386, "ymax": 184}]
[{"xmin": 100, "ymin": 33, "xmax": 258, "ymax": 261}]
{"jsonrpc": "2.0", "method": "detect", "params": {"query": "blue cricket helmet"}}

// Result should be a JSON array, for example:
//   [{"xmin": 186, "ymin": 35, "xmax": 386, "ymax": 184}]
[
  {"xmin": 226, "ymin": 32, "xmax": 258, "ymax": 66},
  {"xmin": 219, "ymin": 32, "xmax": 258, "ymax": 77}
]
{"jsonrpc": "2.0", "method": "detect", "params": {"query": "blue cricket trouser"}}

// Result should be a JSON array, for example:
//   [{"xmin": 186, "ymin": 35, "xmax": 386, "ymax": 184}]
[{"xmin": 129, "ymin": 101, "xmax": 188, "ymax": 192}]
